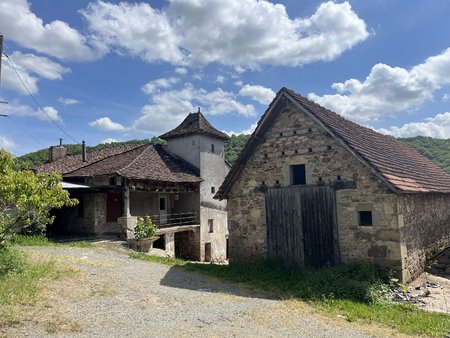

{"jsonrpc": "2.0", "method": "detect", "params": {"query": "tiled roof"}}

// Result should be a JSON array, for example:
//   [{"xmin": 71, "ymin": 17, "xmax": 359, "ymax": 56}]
[
  {"xmin": 37, "ymin": 143, "xmax": 202, "ymax": 183},
  {"xmin": 37, "ymin": 143, "xmax": 146, "ymax": 175},
  {"xmin": 159, "ymin": 111, "xmax": 230, "ymax": 141},
  {"xmin": 216, "ymin": 88, "xmax": 450, "ymax": 198}
]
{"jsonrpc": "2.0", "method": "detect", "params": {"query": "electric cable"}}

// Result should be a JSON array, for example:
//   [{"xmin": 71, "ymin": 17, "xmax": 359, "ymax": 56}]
[{"xmin": 3, "ymin": 53, "xmax": 79, "ymax": 144}]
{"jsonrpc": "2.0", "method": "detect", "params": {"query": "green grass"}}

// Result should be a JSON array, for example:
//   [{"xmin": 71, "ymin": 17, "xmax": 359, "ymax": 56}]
[
  {"xmin": 10, "ymin": 235, "xmax": 93, "ymax": 248},
  {"xmin": 130, "ymin": 253, "xmax": 450, "ymax": 337},
  {"xmin": 0, "ymin": 247, "xmax": 78, "ymax": 330}
]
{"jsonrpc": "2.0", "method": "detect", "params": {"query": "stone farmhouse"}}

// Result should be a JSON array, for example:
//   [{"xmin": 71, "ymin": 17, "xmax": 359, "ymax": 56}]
[
  {"xmin": 216, "ymin": 87, "xmax": 450, "ymax": 282},
  {"xmin": 38, "ymin": 112, "xmax": 230, "ymax": 262}
]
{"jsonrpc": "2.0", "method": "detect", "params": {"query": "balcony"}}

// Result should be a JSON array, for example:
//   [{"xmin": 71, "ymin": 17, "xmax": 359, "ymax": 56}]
[{"xmin": 149, "ymin": 212, "xmax": 199, "ymax": 229}]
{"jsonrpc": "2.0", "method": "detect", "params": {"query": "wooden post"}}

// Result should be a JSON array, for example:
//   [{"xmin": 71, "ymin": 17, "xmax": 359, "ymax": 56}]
[{"xmin": 123, "ymin": 179, "xmax": 131, "ymax": 217}]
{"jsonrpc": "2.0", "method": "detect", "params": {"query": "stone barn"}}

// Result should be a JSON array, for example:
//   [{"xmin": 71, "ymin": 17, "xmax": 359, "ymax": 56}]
[
  {"xmin": 38, "ymin": 111, "xmax": 230, "ymax": 262},
  {"xmin": 216, "ymin": 87, "xmax": 450, "ymax": 282}
]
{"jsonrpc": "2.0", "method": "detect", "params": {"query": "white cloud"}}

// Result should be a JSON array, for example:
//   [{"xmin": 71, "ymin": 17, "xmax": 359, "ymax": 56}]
[
  {"xmin": 0, "ymin": 0, "xmax": 98, "ymax": 61},
  {"xmin": 41, "ymin": 106, "xmax": 62, "ymax": 122},
  {"xmin": 0, "ymin": 99, "xmax": 61, "ymax": 121},
  {"xmin": 81, "ymin": 1, "xmax": 183, "ymax": 64},
  {"xmin": 234, "ymin": 80, "xmax": 243, "ymax": 87},
  {"xmin": 443, "ymin": 93, "xmax": 450, "ymax": 102},
  {"xmin": 309, "ymin": 47, "xmax": 450, "ymax": 124},
  {"xmin": 1, "ymin": 52, "xmax": 70, "ymax": 95},
  {"xmin": 58, "ymin": 97, "xmax": 81, "ymax": 106},
  {"xmin": 82, "ymin": 1, "xmax": 368, "ymax": 69},
  {"xmin": 0, "ymin": 136, "xmax": 17, "ymax": 151},
  {"xmin": 89, "ymin": 117, "xmax": 126, "ymax": 131},
  {"xmin": 215, "ymin": 75, "xmax": 225, "ymax": 84},
  {"xmin": 141, "ymin": 77, "xmax": 179, "ymax": 95},
  {"xmin": 239, "ymin": 84, "xmax": 276, "ymax": 105},
  {"xmin": 175, "ymin": 67, "xmax": 188, "ymax": 75},
  {"xmin": 378, "ymin": 112, "xmax": 450, "ymax": 139},
  {"xmin": 134, "ymin": 83, "xmax": 256, "ymax": 134},
  {"xmin": 225, "ymin": 122, "xmax": 258, "ymax": 136},
  {"xmin": 101, "ymin": 138, "xmax": 119, "ymax": 144}
]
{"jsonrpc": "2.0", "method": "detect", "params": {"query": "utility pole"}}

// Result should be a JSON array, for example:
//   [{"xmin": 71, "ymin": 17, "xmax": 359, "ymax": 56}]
[{"xmin": 0, "ymin": 33, "xmax": 3, "ymax": 85}]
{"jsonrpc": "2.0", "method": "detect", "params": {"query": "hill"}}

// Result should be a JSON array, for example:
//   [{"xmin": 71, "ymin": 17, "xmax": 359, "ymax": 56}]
[
  {"xmin": 18, "ymin": 135, "xmax": 450, "ymax": 174},
  {"xmin": 401, "ymin": 136, "xmax": 450, "ymax": 173}
]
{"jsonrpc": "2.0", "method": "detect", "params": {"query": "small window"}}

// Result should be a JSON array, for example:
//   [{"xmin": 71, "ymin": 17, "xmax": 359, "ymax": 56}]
[
  {"xmin": 211, "ymin": 186, "xmax": 215, "ymax": 194},
  {"xmin": 337, "ymin": 175, "xmax": 342, "ymax": 181},
  {"xmin": 293, "ymin": 130, "xmax": 297, "ymax": 135},
  {"xmin": 281, "ymin": 151, "xmax": 285, "ymax": 155},
  {"xmin": 275, "ymin": 180, "xmax": 280, "ymax": 185},
  {"xmin": 159, "ymin": 197, "xmax": 166, "ymax": 211},
  {"xmin": 291, "ymin": 164, "xmax": 306, "ymax": 185},
  {"xmin": 294, "ymin": 149, "xmax": 298, "ymax": 154},
  {"xmin": 264, "ymin": 153, "xmax": 268, "ymax": 158},
  {"xmin": 109, "ymin": 176, "xmax": 115, "ymax": 185},
  {"xmin": 308, "ymin": 148, "xmax": 312, "ymax": 153},
  {"xmin": 359, "ymin": 211, "xmax": 373, "ymax": 226},
  {"xmin": 208, "ymin": 219, "xmax": 214, "ymax": 233},
  {"xmin": 279, "ymin": 132, "xmax": 283, "ymax": 137},
  {"xmin": 211, "ymin": 144, "xmax": 215, "ymax": 152},
  {"xmin": 318, "ymin": 177, "xmax": 322, "ymax": 182}
]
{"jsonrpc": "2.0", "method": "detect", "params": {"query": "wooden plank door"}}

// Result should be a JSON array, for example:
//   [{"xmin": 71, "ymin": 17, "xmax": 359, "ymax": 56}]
[
  {"xmin": 107, "ymin": 193, "xmax": 123, "ymax": 222},
  {"xmin": 265, "ymin": 186, "xmax": 339, "ymax": 269}
]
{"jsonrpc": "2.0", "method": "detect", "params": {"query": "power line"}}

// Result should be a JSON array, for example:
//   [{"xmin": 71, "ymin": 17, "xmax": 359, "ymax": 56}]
[
  {"xmin": 3, "ymin": 53, "xmax": 80, "ymax": 144},
  {"xmin": 0, "ymin": 114, "xmax": 46, "ymax": 147}
]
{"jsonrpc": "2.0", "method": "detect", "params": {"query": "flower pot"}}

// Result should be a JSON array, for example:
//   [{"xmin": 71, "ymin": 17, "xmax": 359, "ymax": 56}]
[{"xmin": 127, "ymin": 236, "xmax": 160, "ymax": 253}]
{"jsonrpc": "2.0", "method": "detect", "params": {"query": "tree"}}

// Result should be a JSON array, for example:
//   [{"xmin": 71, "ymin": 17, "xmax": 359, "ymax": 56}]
[{"xmin": 0, "ymin": 149, "xmax": 78, "ymax": 248}]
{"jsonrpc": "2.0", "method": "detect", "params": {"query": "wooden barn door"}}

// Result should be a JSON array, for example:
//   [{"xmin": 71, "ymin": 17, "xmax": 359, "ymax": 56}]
[{"xmin": 266, "ymin": 186, "xmax": 339, "ymax": 269}]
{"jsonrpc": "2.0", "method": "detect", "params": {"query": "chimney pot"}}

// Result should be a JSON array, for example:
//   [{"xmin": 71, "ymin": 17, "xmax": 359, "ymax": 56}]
[{"xmin": 82, "ymin": 140, "xmax": 87, "ymax": 162}]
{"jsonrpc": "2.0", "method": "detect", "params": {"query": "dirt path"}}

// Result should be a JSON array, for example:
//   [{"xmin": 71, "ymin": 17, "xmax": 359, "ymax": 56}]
[{"xmin": 5, "ymin": 244, "xmax": 404, "ymax": 337}]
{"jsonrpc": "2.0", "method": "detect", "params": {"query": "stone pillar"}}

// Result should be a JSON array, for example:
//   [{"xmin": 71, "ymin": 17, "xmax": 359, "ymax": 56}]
[
  {"xmin": 165, "ymin": 232, "xmax": 175, "ymax": 258},
  {"xmin": 123, "ymin": 184, "xmax": 131, "ymax": 217},
  {"xmin": 118, "ymin": 216, "xmax": 137, "ymax": 239}
]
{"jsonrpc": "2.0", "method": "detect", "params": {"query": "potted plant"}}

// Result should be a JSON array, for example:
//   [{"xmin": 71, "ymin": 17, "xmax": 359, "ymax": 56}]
[{"xmin": 127, "ymin": 216, "xmax": 159, "ymax": 252}]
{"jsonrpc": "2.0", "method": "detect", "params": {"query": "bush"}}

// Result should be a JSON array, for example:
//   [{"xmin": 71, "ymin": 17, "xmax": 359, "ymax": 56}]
[
  {"xmin": 0, "ymin": 248, "xmax": 26, "ymax": 276},
  {"xmin": 134, "ymin": 216, "xmax": 157, "ymax": 240}
]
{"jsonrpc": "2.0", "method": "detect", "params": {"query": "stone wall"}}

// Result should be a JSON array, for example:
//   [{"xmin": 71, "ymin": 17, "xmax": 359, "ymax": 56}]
[
  {"xmin": 227, "ymin": 99, "xmax": 403, "ymax": 274},
  {"xmin": 399, "ymin": 193, "xmax": 450, "ymax": 281}
]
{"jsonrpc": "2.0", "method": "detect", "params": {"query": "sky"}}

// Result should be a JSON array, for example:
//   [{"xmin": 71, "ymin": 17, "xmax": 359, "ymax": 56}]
[{"xmin": 0, "ymin": 0, "xmax": 450, "ymax": 156}]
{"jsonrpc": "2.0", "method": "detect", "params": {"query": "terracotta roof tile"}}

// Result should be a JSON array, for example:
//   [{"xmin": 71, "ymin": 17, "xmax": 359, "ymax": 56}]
[
  {"xmin": 37, "ymin": 143, "xmax": 202, "ymax": 183},
  {"xmin": 160, "ymin": 111, "xmax": 230, "ymax": 140},
  {"xmin": 216, "ymin": 88, "xmax": 450, "ymax": 198}
]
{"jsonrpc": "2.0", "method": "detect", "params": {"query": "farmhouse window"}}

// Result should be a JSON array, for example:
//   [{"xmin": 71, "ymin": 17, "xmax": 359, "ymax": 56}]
[
  {"xmin": 211, "ymin": 144, "xmax": 215, "ymax": 152},
  {"xmin": 291, "ymin": 164, "xmax": 306, "ymax": 185},
  {"xmin": 359, "ymin": 211, "xmax": 373, "ymax": 226},
  {"xmin": 211, "ymin": 186, "xmax": 215, "ymax": 194}
]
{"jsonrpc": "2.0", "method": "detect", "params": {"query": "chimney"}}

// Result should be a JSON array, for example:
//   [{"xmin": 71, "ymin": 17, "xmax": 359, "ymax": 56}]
[
  {"xmin": 82, "ymin": 140, "xmax": 87, "ymax": 162},
  {"xmin": 48, "ymin": 139, "xmax": 67, "ymax": 162}
]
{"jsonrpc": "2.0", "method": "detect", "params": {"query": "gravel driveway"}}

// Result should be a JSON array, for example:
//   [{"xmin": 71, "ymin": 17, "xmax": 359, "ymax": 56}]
[{"xmin": 7, "ymin": 243, "xmax": 394, "ymax": 337}]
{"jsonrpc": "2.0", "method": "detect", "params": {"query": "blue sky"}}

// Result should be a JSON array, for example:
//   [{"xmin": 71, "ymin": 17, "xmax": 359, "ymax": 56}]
[{"xmin": 0, "ymin": 0, "xmax": 449, "ymax": 156}]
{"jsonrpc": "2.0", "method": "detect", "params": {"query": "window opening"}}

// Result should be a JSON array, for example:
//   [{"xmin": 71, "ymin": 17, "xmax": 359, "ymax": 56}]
[
  {"xmin": 359, "ymin": 211, "xmax": 373, "ymax": 226},
  {"xmin": 291, "ymin": 164, "xmax": 306, "ymax": 185}
]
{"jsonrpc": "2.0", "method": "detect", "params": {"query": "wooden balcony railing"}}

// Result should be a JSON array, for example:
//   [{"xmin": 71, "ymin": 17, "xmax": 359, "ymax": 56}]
[{"xmin": 149, "ymin": 212, "xmax": 199, "ymax": 228}]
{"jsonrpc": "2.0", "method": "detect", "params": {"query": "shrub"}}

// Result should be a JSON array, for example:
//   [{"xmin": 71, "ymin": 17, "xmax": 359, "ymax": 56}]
[
  {"xmin": 134, "ymin": 216, "xmax": 157, "ymax": 240},
  {"xmin": 0, "ymin": 248, "xmax": 26, "ymax": 276}
]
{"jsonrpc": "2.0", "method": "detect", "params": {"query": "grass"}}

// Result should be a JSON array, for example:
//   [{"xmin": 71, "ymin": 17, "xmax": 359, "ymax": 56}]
[
  {"xmin": 10, "ymin": 234, "xmax": 93, "ymax": 248},
  {"xmin": 0, "ymin": 247, "xmax": 75, "ymax": 330},
  {"xmin": 130, "ymin": 252, "xmax": 450, "ymax": 337}
]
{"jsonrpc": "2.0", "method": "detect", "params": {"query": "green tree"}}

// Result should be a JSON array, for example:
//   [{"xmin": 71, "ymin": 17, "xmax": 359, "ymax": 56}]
[{"xmin": 0, "ymin": 149, "xmax": 78, "ymax": 248}]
